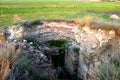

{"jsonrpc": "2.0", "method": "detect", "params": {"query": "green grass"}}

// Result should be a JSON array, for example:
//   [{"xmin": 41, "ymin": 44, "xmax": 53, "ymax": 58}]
[
  {"xmin": 0, "ymin": 0, "xmax": 120, "ymax": 27},
  {"xmin": 97, "ymin": 63, "xmax": 120, "ymax": 80}
]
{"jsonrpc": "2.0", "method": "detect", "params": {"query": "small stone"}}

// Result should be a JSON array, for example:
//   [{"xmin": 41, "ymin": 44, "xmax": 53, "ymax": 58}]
[
  {"xmin": 13, "ymin": 40, "xmax": 17, "ymax": 43},
  {"xmin": 23, "ymin": 39, "xmax": 27, "ymax": 43},
  {"xmin": 95, "ymin": 62, "xmax": 101, "ymax": 67},
  {"xmin": 30, "ymin": 42, "xmax": 33, "ymax": 45},
  {"xmin": 91, "ymin": 43, "xmax": 97, "ymax": 49},
  {"xmin": 23, "ymin": 45, "xmax": 27, "ymax": 49},
  {"xmin": 110, "ymin": 14, "xmax": 119, "ymax": 20},
  {"xmin": 109, "ymin": 30, "xmax": 115, "ymax": 38},
  {"xmin": 40, "ymin": 53, "xmax": 44, "ymax": 58}
]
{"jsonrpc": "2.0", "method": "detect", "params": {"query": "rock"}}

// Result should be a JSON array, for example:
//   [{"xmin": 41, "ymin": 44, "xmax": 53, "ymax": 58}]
[
  {"xmin": 13, "ymin": 40, "xmax": 17, "ymax": 43},
  {"xmin": 40, "ymin": 53, "xmax": 44, "ymax": 58},
  {"xmin": 4, "ymin": 29, "xmax": 11, "ymax": 38},
  {"xmin": 14, "ymin": 43, "xmax": 20, "ymax": 51},
  {"xmin": 109, "ymin": 30, "xmax": 116, "ymax": 38},
  {"xmin": 5, "ymin": 26, "xmax": 24, "ymax": 42},
  {"xmin": 23, "ymin": 39, "xmax": 27, "ymax": 43},
  {"xmin": 91, "ymin": 43, "xmax": 98, "ymax": 49},
  {"xmin": 29, "ymin": 42, "xmax": 33, "ymax": 45},
  {"xmin": 28, "ymin": 46, "xmax": 34, "ymax": 51},
  {"xmin": 95, "ymin": 62, "xmax": 101, "ymax": 67},
  {"xmin": 110, "ymin": 14, "xmax": 119, "ymax": 20}
]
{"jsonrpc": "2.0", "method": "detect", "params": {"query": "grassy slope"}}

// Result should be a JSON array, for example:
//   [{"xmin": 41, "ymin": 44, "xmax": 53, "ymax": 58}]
[{"xmin": 0, "ymin": 0, "xmax": 120, "ymax": 27}]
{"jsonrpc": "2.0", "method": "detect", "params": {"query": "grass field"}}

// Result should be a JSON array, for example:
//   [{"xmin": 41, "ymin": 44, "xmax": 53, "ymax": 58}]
[{"xmin": 0, "ymin": 0, "xmax": 120, "ymax": 27}]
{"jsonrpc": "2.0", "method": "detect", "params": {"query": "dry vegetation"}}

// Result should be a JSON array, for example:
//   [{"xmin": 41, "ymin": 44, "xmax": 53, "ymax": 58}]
[
  {"xmin": 0, "ymin": 43, "xmax": 21, "ymax": 80},
  {"xmin": 75, "ymin": 16, "xmax": 120, "ymax": 36}
]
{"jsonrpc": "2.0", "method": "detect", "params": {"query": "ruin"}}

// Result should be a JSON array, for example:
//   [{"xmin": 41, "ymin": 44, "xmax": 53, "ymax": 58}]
[{"xmin": 0, "ymin": 20, "xmax": 120, "ymax": 80}]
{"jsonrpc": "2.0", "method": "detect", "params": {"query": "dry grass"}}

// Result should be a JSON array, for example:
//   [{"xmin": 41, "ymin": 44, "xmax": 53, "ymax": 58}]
[
  {"xmin": 0, "ymin": 43, "xmax": 21, "ymax": 80},
  {"xmin": 75, "ymin": 16, "xmax": 120, "ymax": 37},
  {"xmin": 75, "ymin": 16, "xmax": 120, "ymax": 30}
]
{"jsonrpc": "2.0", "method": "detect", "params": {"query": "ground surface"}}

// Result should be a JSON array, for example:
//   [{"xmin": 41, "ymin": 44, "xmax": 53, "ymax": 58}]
[{"xmin": 0, "ymin": 0, "xmax": 120, "ymax": 27}]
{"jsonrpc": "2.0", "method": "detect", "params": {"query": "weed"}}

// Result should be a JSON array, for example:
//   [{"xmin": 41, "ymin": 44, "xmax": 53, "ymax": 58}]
[
  {"xmin": 97, "ymin": 63, "xmax": 120, "ymax": 80},
  {"xmin": 0, "ymin": 43, "xmax": 21, "ymax": 80}
]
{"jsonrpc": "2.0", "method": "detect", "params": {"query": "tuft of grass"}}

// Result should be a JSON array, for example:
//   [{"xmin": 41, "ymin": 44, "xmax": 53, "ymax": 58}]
[
  {"xmin": 75, "ymin": 16, "xmax": 120, "ymax": 30},
  {"xmin": 97, "ymin": 51, "xmax": 120, "ymax": 80},
  {"xmin": 97, "ymin": 63, "xmax": 120, "ymax": 80},
  {"xmin": 0, "ymin": 43, "xmax": 21, "ymax": 80}
]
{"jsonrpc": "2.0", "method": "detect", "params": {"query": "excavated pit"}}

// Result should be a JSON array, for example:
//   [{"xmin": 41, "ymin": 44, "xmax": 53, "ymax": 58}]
[{"xmin": 0, "ymin": 20, "xmax": 120, "ymax": 80}]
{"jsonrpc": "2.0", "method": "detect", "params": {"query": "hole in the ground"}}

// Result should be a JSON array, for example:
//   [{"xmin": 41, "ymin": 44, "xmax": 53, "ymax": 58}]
[
  {"xmin": 51, "ymin": 49, "xmax": 65, "ymax": 68},
  {"xmin": 44, "ymin": 40, "xmax": 77, "ymax": 79},
  {"xmin": 46, "ymin": 40, "xmax": 68, "ymax": 67}
]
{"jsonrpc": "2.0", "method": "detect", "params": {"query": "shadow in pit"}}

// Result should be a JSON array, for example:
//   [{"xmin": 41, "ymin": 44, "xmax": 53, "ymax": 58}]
[
  {"xmin": 51, "ymin": 49, "xmax": 77, "ymax": 80},
  {"xmin": 45, "ymin": 40, "xmax": 78, "ymax": 80}
]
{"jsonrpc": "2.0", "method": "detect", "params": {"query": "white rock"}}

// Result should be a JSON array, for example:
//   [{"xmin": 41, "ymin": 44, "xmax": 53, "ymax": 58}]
[
  {"xmin": 23, "ymin": 39, "xmax": 27, "ymax": 43},
  {"xmin": 91, "ymin": 43, "xmax": 97, "ymax": 49},
  {"xmin": 40, "ymin": 53, "xmax": 44, "ymax": 58},
  {"xmin": 30, "ymin": 42, "xmax": 33, "ymax": 45},
  {"xmin": 95, "ymin": 62, "xmax": 101, "ymax": 67},
  {"xmin": 110, "ymin": 14, "xmax": 119, "ymax": 20},
  {"xmin": 13, "ymin": 40, "xmax": 17, "ymax": 43},
  {"xmin": 82, "ymin": 27, "xmax": 90, "ymax": 32},
  {"xmin": 109, "ymin": 30, "xmax": 115, "ymax": 38}
]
